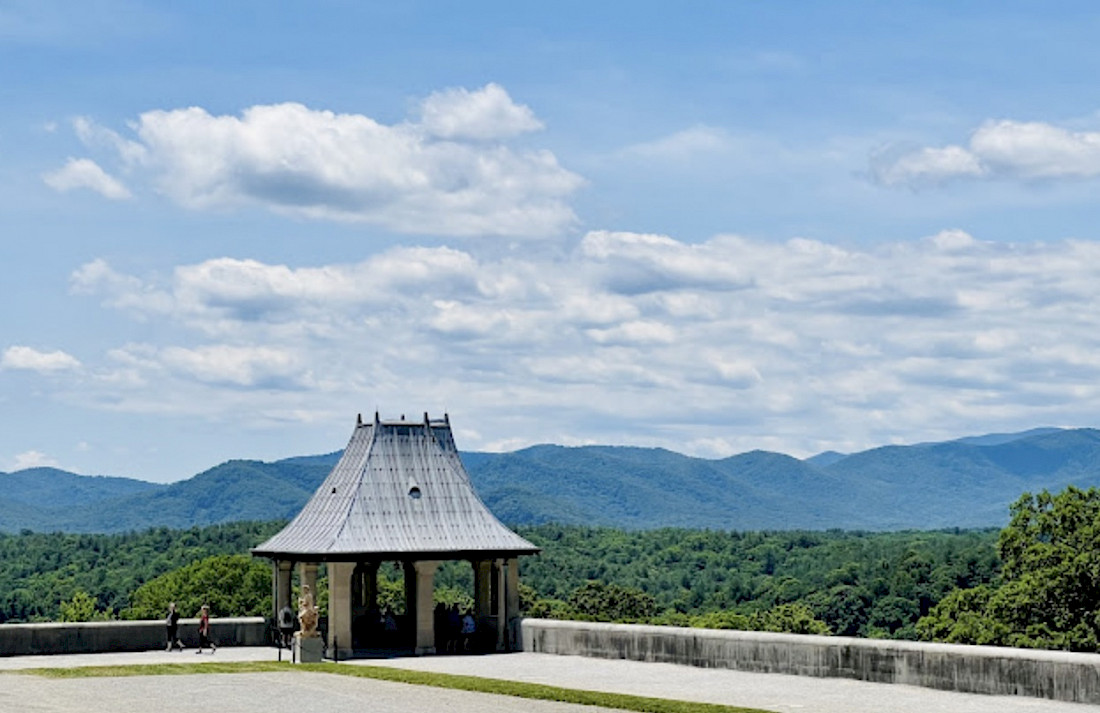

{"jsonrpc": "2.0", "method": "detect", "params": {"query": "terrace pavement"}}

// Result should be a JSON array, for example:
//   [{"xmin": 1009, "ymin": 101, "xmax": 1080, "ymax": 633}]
[{"xmin": 0, "ymin": 646, "xmax": 1089, "ymax": 713}]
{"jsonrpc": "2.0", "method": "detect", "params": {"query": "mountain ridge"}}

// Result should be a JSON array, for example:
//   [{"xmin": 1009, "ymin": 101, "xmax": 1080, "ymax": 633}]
[{"xmin": 3, "ymin": 427, "xmax": 1096, "ymax": 533}]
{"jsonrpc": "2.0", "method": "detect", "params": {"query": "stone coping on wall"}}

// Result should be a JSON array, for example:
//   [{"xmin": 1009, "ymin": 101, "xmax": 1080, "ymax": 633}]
[
  {"xmin": 0, "ymin": 617, "xmax": 268, "ymax": 656},
  {"xmin": 518, "ymin": 618, "xmax": 1100, "ymax": 704}
]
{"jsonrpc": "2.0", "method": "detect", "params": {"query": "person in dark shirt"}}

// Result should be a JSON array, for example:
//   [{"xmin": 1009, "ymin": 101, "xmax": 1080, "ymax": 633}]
[
  {"xmin": 165, "ymin": 602, "xmax": 182, "ymax": 651},
  {"xmin": 278, "ymin": 604, "xmax": 295, "ymax": 648}
]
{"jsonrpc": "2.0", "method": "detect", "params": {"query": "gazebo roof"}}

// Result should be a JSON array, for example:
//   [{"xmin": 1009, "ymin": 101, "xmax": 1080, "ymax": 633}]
[{"xmin": 252, "ymin": 413, "xmax": 539, "ymax": 561}]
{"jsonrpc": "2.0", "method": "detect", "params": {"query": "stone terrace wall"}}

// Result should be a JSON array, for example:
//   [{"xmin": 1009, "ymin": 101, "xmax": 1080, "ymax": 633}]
[
  {"xmin": 519, "ymin": 618, "xmax": 1100, "ymax": 704},
  {"xmin": 0, "ymin": 618, "xmax": 268, "ymax": 656}
]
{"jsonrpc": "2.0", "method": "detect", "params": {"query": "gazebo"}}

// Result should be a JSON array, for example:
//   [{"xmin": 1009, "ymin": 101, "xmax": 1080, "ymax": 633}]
[{"xmin": 252, "ymin": 412, "xmax": 540, "ymax": 657}]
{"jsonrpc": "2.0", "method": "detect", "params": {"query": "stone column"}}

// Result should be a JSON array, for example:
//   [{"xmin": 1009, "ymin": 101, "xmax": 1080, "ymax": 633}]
[
  {"xmin": 298, "ymin": 562, "xmax": 318, "ymax": 602},
  {"xmin": 408, "ymin": 560, "xmax": 438, "ymax": 655},
  {"xmin": 472, "ymin": 559, "xmax": 493, "ymax": 619},
  {"xmin": 271, "ymin": 561, "xmax": 279, "ymax": 621},
  {"xmin": 505, "ymin": 558, "xmax": 520, "ymax": 651},
  {"xmin": 495, "ymin": 558, "xmax": 507, "ymax": 651},
  {"xmin": 328, "ymin": 561, "xmax": 354, "ymax": 658},
  {"xmin": 365, "ymin": 562, "xmax": 379, "ymax": 610},
  {"xmin": 403, "ymin": 561, "xmax": 417, "ymax": 640},
  {"xmin": 276, "ymin": 561, "xmax": 293, "ymax": 615}
]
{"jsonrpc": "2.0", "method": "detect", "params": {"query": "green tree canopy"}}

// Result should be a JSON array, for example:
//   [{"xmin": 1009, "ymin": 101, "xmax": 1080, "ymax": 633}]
[
  {"xmin": 58, "ymin": 590, "xmax": 111, "ymax": 622},
  {"xmin": 126, "ymin": 554, "xmax": 271, "ymax": 620},
  {"xmin": 918, "ymin": 486, "xmax": 1100, "ymax": 651},
  {"xmin": 565, "ymin": 581, "xmax": 658, "ymax": 622}
]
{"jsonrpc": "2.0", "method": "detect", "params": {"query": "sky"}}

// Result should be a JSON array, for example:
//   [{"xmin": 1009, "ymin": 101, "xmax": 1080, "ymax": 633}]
[{"xmin": 6, "ymin": 1, "xmax": 1100, "ymax": 482}]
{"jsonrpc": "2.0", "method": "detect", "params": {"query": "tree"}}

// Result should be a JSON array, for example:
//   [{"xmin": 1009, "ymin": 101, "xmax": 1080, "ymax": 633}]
[
  {"xmin": 125, "ymin": 554, "xmax": 271, "ymax": 620},
  {"xmin": 753, "ymin": 603, "xmax": 830, "ymax": 635},
  {"xmin": 806, "ymin": 584, "xmax": 869, "ymax": 636},
  {"xmin": 918, "ymin": 486, "xmax": 1100, "ymax": 651},
  {"xmin": 59, "ymin": 590, "xmax": 110, "ymax": 622},
  {"xmin": 565, "ymin": 581, "xmax": 657, "ymax": 622}
]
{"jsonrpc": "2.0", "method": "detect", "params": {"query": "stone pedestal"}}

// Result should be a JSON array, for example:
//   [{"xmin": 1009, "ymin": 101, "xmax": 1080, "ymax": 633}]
[{"xmin": 294, "ymin": 634, "xmax": 323, "ymax": 663}]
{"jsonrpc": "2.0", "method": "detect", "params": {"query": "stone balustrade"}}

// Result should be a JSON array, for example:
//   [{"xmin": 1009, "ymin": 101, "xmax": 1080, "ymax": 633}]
[
  {"xmin": 0, "ymin": 617, "xmax": 268, "ymax": 656},
  {"xmin": 518, "ymin": 618, "xmax": 1100, "ymax": 704},
  {"xmin": 5, "ymin": 616, "xmax": 1100, "ymax": 704}
]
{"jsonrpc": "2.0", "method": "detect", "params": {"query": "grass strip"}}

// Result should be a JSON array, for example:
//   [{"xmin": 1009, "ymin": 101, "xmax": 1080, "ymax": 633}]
[
  {"xmin": 13, "ymin": 660, "xmax": 775, "ymax": 713},
  {"xmin": 14, "ymin": 661, "xmax": 286, "ymax": 679}
]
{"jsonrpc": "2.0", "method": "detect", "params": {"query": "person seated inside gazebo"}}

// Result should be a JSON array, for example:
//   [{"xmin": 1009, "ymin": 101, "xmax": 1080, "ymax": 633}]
[{"xmin": 460, "ymin": 609, "xmax": 477, "ymax": 652}]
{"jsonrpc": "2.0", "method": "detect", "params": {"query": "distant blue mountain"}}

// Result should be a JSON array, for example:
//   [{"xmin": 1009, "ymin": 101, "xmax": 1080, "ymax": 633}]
[
  {"xmin": 951, "ymin": 427, "xmax": 1065, "ymax": 446},
  {"xmin": 804, "ymin": 450, "xmax": 847, "ymax": 467},
  {"xmin": 1, "ymin": 467, "xmax": 159, "ymax": 509},
  {"xmin": 2, "ymin": 427, "xmax": 1098, "ymax": 533}
]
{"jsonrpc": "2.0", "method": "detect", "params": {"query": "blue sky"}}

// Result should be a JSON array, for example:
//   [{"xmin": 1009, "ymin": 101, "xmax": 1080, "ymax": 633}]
[{"xmin": 5, "ymin": 1, "xmax": 1100, "ymax": 482}]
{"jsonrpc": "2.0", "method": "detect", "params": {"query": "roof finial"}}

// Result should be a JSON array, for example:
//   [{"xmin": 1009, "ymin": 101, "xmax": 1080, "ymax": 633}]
[
  {"xmin": 423, "ymin": 411, "xmax": 430, "ymax": 425},
  {"xmin": 357, "ymin": 413, "xmax": 362, "ymax": 426},
  {"xmin": 374, "ymin": 411, "xmax": 380, "ymax": 425}
]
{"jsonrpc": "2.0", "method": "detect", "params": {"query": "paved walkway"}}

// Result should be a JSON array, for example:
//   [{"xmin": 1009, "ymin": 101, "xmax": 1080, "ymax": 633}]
[{"xmin": 0, "ymin": 647, "xmax": 1092, "ymax": 713}]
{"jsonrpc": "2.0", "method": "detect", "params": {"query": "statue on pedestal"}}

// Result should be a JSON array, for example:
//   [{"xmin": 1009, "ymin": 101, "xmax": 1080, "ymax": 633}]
[{"xmin": 296, "ymin": 583, "xmax": 320, "ymax": 638}]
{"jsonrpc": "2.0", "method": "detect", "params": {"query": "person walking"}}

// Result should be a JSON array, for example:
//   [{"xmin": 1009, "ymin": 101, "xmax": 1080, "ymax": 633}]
[
  {"xmin": 195, "ymin": 604, "xmax": 216, "ymax": 654},
  {"xmin": 278, "ymin": 603, "xmax": 295, "ymax": 648},
  {"xmin": 165, "ymin": 602, "xmax": 182, "ymax": 651}
]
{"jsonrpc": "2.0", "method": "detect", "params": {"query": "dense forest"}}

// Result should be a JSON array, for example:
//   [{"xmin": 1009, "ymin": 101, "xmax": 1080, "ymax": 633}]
[
  {"xmin": 3, "ymin": 485, "xmax": 1098, "ymax": 651},
  {"xmin": 516, "ymin": 525, "xmax": 999, "ymax": 639},
  {"xmin": 0, "ymin": 522, "xmax": 283, "ymax": 623},
  {"xmin": 0, "ymin": 520, "xmax": 998, "ymax": 641}
]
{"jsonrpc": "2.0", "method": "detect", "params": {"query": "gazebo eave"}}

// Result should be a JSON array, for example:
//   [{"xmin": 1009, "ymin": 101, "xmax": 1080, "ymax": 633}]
[{"xmin": 251, "ymin": 546, "xmax": 540, "ymax": 563}]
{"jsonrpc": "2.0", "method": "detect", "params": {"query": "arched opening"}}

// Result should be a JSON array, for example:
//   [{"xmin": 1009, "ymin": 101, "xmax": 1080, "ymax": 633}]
[{"xmin": 335, "ymin": 558, "xmax": 513, "ymax": 655}]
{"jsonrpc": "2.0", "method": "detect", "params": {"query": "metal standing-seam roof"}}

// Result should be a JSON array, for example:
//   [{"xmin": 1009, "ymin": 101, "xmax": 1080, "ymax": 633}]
[{"xmin": 252, "ymin": 413, "xmax": 540, "ymax": 561}]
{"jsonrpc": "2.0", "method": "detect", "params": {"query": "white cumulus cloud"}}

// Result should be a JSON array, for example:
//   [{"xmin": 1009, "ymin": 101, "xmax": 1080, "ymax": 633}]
[
  {"xmin": 872, "ymin": 145, "xmax": 985, "ymax": 187},
  {"xmin": 42, "ymin": 157, "xmax": 131, "ymax": 199},
  {"xmin": 417, "ymin": 83, "xmax": 543, "ymax": 140},
  {"xmin": 970, "ymin": 120, "xmax": 1100, "ymax": 178},
  {"xmin": 158, "ymin": 345, "xmax": 306, "ymax": 388},
  {"xmin": 873, "ymin": 118, "xmax": 1100, "ymax": 187},
  {"xmin": 11, "ymin": 450, "xmax": 60, "ymax": 471},
  {"xmin": 49, "ymin": 229, "xmax": 1100, "ymax": 458},
  {"xmin": 1, "ymin": 346, "xmax": 81, "ymax": 372},
  {"xmin": 63, "ymin": 85, "xmax": 581, "ymax": 237}
]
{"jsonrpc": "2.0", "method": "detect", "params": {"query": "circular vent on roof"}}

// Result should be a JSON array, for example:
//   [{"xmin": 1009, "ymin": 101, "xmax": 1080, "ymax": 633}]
[{"xmin": 408, "ymin": 486, "xmax": 422, "ymax": 500}]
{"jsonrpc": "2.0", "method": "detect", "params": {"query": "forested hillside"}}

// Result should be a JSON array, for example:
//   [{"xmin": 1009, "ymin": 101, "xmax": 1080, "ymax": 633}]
[
  {"xmin": 0, "ymin": 522, "xmax": 282, "ymax": 622},
  {"xmin": 0, "ymin": 521, "xmax": 998, "ymax": 641},
  {"xmin": 517, "ymin": 525, "xmax": 999, "ymax": 639}
]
